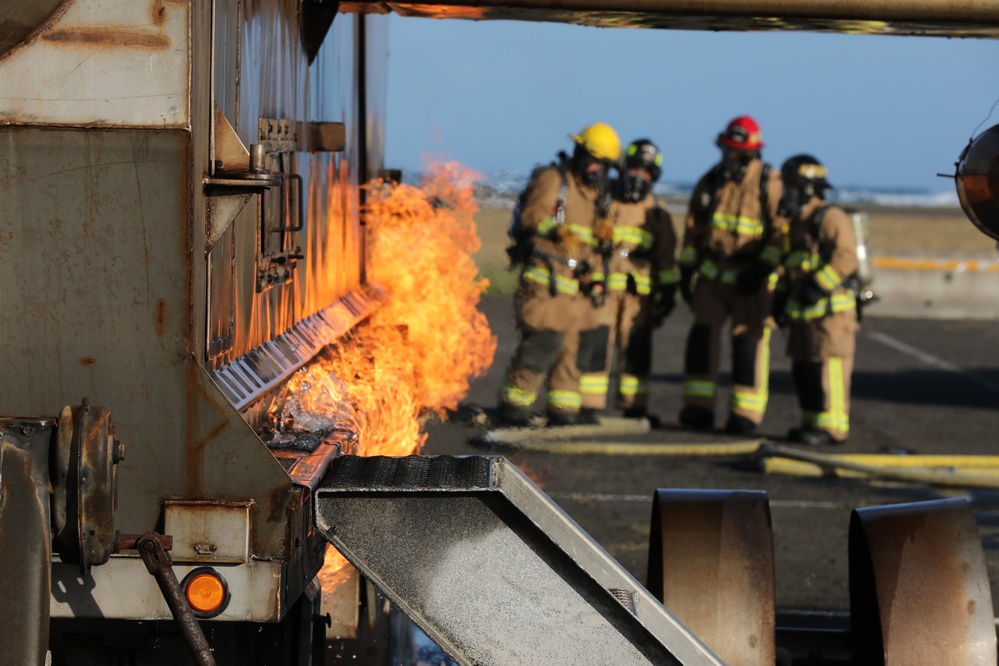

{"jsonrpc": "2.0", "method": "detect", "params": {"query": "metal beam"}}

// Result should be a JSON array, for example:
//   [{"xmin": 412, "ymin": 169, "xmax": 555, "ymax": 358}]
[
  {"xmin": 340, "ymin": 0, "xmax": 999, "ymax": 38},
  {"xmin": 315, "ymin": 455, "xmax": 723, "ymax": 665}
]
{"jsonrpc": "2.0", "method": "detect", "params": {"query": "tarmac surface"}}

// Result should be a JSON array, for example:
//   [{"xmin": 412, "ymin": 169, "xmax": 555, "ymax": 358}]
[{"xmin": 422, "ymin": 294, "xmax": 999, "ymax": 616}]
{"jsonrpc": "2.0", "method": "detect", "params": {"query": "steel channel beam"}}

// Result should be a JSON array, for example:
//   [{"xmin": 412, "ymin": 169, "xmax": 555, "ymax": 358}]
[{"xmin": 315, "ymin": 455, "xmax": 723, "ymax": 666}]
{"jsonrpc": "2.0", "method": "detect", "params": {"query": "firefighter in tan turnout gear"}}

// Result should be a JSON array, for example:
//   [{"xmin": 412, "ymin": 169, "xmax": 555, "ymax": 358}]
[
  {"xmin": 576, "ymin": 139, "xmax": 678, "ymax": 420},
  {"xmin": 678, "ymin": 115, "xmax": 783, "ymax": 435},
  {"xmin": 497, "ymin": 122, "xmax": 622, "ymax": 426},
  {"xmin": 777, "ymin": 155, "xmax": 858, "ymax": 445}
]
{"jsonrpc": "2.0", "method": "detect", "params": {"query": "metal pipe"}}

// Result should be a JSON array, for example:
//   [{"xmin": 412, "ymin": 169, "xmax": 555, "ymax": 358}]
[{"xmin": 136, "ymin": 532, "xmax": 217, "ymax": 666}]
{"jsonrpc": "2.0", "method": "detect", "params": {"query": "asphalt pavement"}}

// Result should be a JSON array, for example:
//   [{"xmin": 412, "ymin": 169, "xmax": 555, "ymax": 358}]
[{"xmin": 422, "ymin": 294, "xmax": 999, "ymax": 614}]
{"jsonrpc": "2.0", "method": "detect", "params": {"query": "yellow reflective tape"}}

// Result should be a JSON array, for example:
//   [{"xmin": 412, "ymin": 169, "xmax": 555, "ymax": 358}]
[
  {"xmin": 787, "ymin": 292, "xmax": 856, "ymax": 321},
  {"xmin": 607, "ymin": 274, "xmax": 629, "ymax": 291},
  {"xmin": 501, "ymin": 383, "xmax": 536, "ymax": 407},
  {"xmin": 613, "ymin": 227, "xmax": 653, "ymax": 248},
  {"xmin": 760, "ymin": 246, "xmax": 783, "ymax": 265},
  {"xmin": 548, "ymin": 390, "xmax": 582, "ymax": 409},
  {"xmin": 619, "ymin": 376, "xmax": 648, "ymax": 396},
  {"xmin": 699, "ymin": 260, "xmax": 719, "ymax": 280},
  {"xmin": 659, "ymin": 268, "xmax": 680, "ymax": 284},
  {"xmin": 536, "ymin": 216, "xmax": 558, "ymax": 236},
  {"xmin": 814, "ymin": 264, "xmax": 842, "ymax": 292},
  {"xmin": 633, "ymin": 274, "xmax": 653, "ymax": 295},
  {"xmin": 522, "ymin": 266, "xmax": 580, "ymax": 295},
  {"xmin": 684, "ymin": 380, "xmax": 716, "ymax": 398},
  {"xmin": 711, "ymin": 212, "xmax": 764, "ymax": 237},
  {"xmin": 580, "ymin": 376, "xmax": 610, "ymax": 394},
  {"xmin": 680, "ymin": 246, "xmax": 698, "ymax": 265}
]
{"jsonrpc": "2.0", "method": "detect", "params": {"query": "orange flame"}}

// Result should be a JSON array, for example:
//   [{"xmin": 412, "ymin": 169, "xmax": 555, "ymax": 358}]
[
  {"xmin": 306, "ymin": 160, "xmax": 497, "ymax": 587},
  {"xmin": 287, "ymin": 160, "xmax": 495, "ymax": 455}
]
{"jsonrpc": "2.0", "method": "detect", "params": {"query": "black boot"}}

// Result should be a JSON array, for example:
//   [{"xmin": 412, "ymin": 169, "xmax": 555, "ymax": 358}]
[
  {"xmin": 497, "ymin": 402, "xmax": 533, "ymax": 428},
  {"xmin": 623, "ymin": 407, "xmax": 662, "ymax": 428},
  {"xmin": 678, "ymin": 405, "xmax": 714, "ymax": 431},
  {"xmin": 788, "ymin": 426, "xmax": 841, "ymax": 446},
  {"xmin": 578, "ymin": 408, "xmax": 600, "ymax": 425},
  {"xmin": 724, "ymin": 413, "xmax": 758, "ymax": 435},
  {"xmin": 546, "ymin": 409, "xmax": 579, "ymax": 427}
]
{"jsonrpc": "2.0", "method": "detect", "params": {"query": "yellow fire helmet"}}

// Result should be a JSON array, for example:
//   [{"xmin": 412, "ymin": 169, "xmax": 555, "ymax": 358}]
[{"xmin": 570, "ymin": 122, "xmax": 622, "ymax": 162}]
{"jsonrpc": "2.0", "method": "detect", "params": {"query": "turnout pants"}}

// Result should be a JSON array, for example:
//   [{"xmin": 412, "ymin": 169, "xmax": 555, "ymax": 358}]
[
  {"xmin": 682, "ymin": 277, "xmax": 773, "ymax": 424},
  {"xmin": 500, "ymin": 281, "xmax": 589, "ymax": 415},
  {"xmin": 553, "ymin": 294, "xmax": 615, "ymax": 414},
  {"xmin": 787, "ymin": 310, "xmax": 857, "ymax": 441},
  {"xmin": 577, "ymin": 290, "xmax": 654, "ymax": 411}
]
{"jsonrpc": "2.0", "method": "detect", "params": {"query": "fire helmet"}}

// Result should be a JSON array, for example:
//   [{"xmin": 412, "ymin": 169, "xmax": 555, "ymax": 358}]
[
  {"xmin": 624, "ymin": 139, "xmax": 663, "ymax": 183},
  {"xmin": 781, "ymin": 154, "xmax": 832, "ymax": 196},
  {"xmin": 570, "ymin": 122, "xmax": 622, "ymax": 163},
  {"xmin": 779, "ymin": 154, "xmax": 832, "ymax": 219},
  {"xmin": 717, "ymin": 115, "xmax": 764, "ymax": 151}
]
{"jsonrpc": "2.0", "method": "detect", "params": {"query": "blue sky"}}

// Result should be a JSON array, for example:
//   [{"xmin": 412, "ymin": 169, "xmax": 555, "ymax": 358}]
[{"xmin": 384, "ymin": 17, "xmax": 999, "ymax": 193}]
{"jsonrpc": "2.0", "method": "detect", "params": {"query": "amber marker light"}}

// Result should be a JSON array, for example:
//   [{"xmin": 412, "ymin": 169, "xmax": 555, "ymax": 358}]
[{"xmin": 181, "ymin": 568, "xmax": 231, "ymax": 618}]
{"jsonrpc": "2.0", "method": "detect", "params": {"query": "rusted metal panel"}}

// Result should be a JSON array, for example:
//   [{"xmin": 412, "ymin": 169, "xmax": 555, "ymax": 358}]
[
  {"xmin": 648, "ymin": 489, "xmax": 776, "ymax": 666},
  {"xmin": 0, "ymin": 0, "xmax": 190, "ymax": 127},
  {"xmin": 52, "ymin": 401, "xmax": 120, "ymax": 575},
  {"xmin": 0, "ymin": 0, "xmax": 68, "ymax": 59},
  {"xmin": 324, "ymin": 562, "xmax": 362, "ymax": 640},
  {"xmin": 51, "ymin": 557, "xmax": 286, "ymax": 621},
  {"xmin": 850, "ymin": 498, "xmax": 997, "ymax": 665},
  {"xmin": 164, "ymin": 500, "xmax": 253, "ymax": 563},
  {"xmin": 341, "ymin": 0, "xmax": 999, "ymax": 37},
  {"xmin": 299, "ymin": 121, "xmax": 347, "ymax": 153},
  {"xmin": 0, "ymin": 419, "xmax": 57, "ymax": 666}
]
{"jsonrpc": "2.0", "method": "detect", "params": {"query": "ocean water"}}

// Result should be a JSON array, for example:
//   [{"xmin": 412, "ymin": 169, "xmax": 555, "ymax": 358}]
[{"xmin": 405, "ymin": 169, "xmax": 961, "ymax": 209}]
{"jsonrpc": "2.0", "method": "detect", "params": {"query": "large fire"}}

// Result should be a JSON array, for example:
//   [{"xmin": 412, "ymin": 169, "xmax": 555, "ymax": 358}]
[
  {"xmin": 301, "ymin": 161, "xmax": 497, "ymax": 593},
  {"xmin": 281, "ymin": 160, "xmax": 496, "ymax": 457}
]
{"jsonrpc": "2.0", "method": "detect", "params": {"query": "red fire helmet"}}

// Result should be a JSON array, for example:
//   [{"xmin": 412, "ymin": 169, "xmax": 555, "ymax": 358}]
[{"xmin": 717, "ymin": 115, "xmax": 764, "ymax": 151}]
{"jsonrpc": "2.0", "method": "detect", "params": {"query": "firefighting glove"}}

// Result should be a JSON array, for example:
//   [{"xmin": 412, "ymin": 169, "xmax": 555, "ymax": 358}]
[
  {"xmin": 797, "ymin": 276, "xmax": 826, "ymax": 307},
  {"xmin": 651, "ymin": 286, "xmax": 677, "ymax": 328},
  {"xmin": 736, "ymin": 261, "xmax": 774, "ymax": 295},
  {"xmin": 679, "ymin": 267, "xmax": 695, "ymax": 305}
]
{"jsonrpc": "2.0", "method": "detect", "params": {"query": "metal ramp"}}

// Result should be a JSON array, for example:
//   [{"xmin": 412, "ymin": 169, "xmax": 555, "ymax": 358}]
[{"xmin": 314, "ymin": 455, "xmax": 722, "ymax": 666}]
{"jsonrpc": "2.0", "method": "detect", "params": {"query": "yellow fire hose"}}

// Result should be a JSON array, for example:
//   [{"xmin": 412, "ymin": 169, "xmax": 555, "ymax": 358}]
[
  {"xmin": 758, "ymin": 443, "xmax": 999, "ymax": 489},
  {"xmin": 500, "ymin": 439, "xmax": 764, "ymax": 456}
]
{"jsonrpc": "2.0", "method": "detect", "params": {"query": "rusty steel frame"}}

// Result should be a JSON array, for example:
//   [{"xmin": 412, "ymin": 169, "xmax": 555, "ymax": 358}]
[
  {"xmin": 0, "ymin": 418, "xmax": 58, "ymax": 666},
  {"xmin": 849, "ymin": 498, "xmax": 997, "ymax": 665},
  {"xmin": 341, "ymin": 0, "xmax": 999, "ymax": 37},
  {"xmin": 648, "ymin": 489, "xmax": 777, "ymax": 666}
]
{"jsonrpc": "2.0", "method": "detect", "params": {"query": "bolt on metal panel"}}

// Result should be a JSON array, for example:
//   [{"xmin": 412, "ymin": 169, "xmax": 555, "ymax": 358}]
[{"xmin": 315, "ymin": 455, "xmax": 723, "ymax": 666}]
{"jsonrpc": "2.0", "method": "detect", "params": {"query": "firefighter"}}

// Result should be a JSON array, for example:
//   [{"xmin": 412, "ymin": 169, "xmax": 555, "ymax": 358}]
[
  {"xmin": 778, "ymin": 155, "xmax": 858, "ymax": 445},
  {"xmin": 677, "ymin": 115, "xmax": 783, "ymax": 435},
  {"xmin": 497, "ymin": 122, "xmax": 622, "ymax": 426},
  {"xmin": 576, "ymin": 139, "xmax": 678, "ymax": 421}
]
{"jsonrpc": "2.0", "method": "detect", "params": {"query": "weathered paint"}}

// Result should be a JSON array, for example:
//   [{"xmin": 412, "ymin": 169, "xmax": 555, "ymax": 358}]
[
  {"xmin": 0, "ymin": 0, "xmax": 190, "ymax": 127},
  {"xmin": 648, "ymin": 489, "xmax": 777, "ymax": 666},
  {"xmin": 850, "ymin": 498, "xmax": 998, "ymax": 665},
  {"xmin": 345, "ymin": 0, "xmax": 999, "ymax": 37}
]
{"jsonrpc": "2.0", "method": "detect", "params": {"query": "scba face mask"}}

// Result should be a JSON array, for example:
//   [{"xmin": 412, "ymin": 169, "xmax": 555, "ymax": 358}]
[
  {"xmin": 619, "ymin": 173, "xmax": 651, "ymax": 203},
  {"xmin": 778, "ymin": 183, "xmax": 811, "ymax": 220}
]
